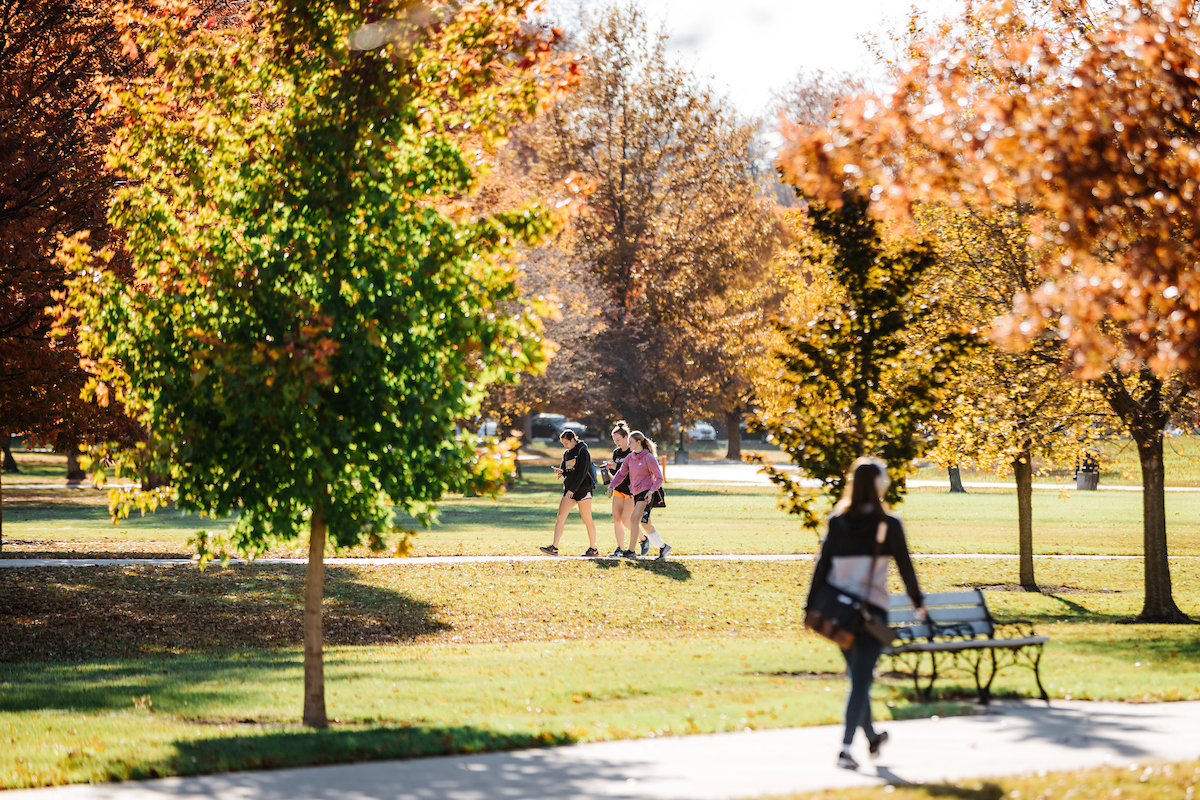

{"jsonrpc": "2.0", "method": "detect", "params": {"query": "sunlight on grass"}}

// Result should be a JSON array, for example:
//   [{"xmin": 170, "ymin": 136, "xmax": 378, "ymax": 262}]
[{"xmin": 771, "ymin": 759, "xmax": 1200, "ymax": 800}]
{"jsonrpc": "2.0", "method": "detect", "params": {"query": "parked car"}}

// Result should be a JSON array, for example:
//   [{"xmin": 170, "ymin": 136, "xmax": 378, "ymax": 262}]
[
  {"xmin": 687, "ymin": 421, "xmax": 717, "ymax": 441},
  {"xmin": 476, "ymin": 418, "xmax": 499, "ymax": 437},
  {"xmin": 738, "ymin": 420, "xmax": 764, "ymax": 442},
  {"xmin": 531, "ymin": 413, "xmax": 588, "ymax": 440}
]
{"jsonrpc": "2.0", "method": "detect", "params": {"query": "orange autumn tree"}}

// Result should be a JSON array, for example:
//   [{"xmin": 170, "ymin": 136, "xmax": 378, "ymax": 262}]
[{"xmin": 782, "ymin": 0, "xmax": 1198, "ymax": 622}]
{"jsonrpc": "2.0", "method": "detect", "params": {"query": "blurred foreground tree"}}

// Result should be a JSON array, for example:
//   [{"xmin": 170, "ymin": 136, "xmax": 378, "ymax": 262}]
[
  {"xmin": 781, "ymin": 0, "xmax": 1197, "ymax": 620},
  {"xmin": 57, "ymin": 0, "xmax": 576, "ymax": 725},
  {"xmin": 756, "ymin": 193, "xmax": 971, "ymax": 531}
]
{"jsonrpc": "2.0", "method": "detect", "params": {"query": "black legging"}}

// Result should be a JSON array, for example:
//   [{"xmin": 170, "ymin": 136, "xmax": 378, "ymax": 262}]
[{"xmin": 841, "ymin": 633, "xmax": 883, "ymax": 746}]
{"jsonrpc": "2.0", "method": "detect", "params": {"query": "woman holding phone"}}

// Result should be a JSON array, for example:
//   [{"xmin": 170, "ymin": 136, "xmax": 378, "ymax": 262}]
[
  {"xmin": 538, "ymin": 429, "xmax": 600, "ymax": 557},
  {"xmin": 606, "ymin": 430, "xmax": 671, "ymax": 559}
]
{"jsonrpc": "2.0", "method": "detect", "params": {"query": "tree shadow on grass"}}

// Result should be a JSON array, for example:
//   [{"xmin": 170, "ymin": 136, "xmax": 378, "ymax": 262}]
[
  {"xmin": 872, "ymin": 771, "xmax": 1003, "ymax": 800},
  {"xmin": 112, "ymin": 724, "xmax": 577, "ymax": 784},
  {"xmin": 0, "ymin": 652, "xmax": 302, "ymax": 714},
  {"xmin": 0, "ymin": 565, "xmax": 449, "ymax": 664},
  {"xmin": 587, "ymin": 558, "xmax": 692, "ymax": 582}
]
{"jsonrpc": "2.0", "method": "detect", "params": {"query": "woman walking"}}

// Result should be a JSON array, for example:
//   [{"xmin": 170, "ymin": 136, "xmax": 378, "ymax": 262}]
[
  {"xmin": 606, "ymin": 430, "xmax": 671, "ymax": 559},
  {"xmin": 539, "ymin": 430, "xmax": 600, "ymax": 557},
  {"xmin": 807, "ymin": 457, "xmax": 925, "ymax": 770},
  {"xmin": 603, "ymin": 421, "xmax": 636, "ymax": 558}
]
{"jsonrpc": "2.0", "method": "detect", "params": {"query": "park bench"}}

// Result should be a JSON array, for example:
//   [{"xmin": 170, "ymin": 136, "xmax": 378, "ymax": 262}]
[{"xmin": 883, "ymin": 589, "xmax": 1050, "ymax": 705}]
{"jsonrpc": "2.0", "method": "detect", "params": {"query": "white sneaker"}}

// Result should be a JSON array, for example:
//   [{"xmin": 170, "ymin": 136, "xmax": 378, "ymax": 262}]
[{"xmin": 836, "ymin": 750, "xmax": 859, "ymax": 770}]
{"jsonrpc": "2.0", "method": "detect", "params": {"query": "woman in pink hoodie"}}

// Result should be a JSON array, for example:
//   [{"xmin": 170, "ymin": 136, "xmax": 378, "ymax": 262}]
[{"xmin": 606, "ymin": 430, "xmax": 672, "ymax": 560}]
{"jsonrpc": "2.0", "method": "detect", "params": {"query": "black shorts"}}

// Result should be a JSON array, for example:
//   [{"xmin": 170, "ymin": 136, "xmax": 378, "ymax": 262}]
[
  {"xmin": 633, "ymin": 490, "xmax": 649, "ymax": 502},
  {"xmin": 564, "ymin": 487, "xmax": 593, "ymax": 502}
]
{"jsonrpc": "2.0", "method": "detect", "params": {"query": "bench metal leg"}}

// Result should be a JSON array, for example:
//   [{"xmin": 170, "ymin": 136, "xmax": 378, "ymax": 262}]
[
  {"xmin": 1032, "ymin": 645, "xmax": 1050, "ymax": 704},
  {"xmin": 920, "ymin": 651, "xmax": 938, "ymax": 702},
  {"xmin": 972, "ymin": 649, "xmax": 995, "ymax": 706}
]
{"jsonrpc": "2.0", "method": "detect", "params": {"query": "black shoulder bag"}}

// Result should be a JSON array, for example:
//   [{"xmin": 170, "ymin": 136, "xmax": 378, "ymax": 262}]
[{"xmin": 804, "ymin": 521, "xmax": 896, "ymax": 648}]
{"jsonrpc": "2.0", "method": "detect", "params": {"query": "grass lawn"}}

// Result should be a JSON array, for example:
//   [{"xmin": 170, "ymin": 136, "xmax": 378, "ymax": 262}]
[
  {"xmin": 774, "ymin": 759, "xmax": 1200, "ymax": 799},
  {"xmin": 5, "ymin": 451, "xmax": 1200, "ymax": 789},
  {"xmin": 2, "ymin": 556, "xmax": 1198, "ymax": 788},
  {"xmin": 908, "ymin": 433, "xmax": 1200, "ymax": 487},
  {"xmin": 5, "ymin": 471, "xmax": 1200, "ymax": 558},
  {"xmin": 6, "ymin": 450, "xmax": 1200, "ymax": 558}
]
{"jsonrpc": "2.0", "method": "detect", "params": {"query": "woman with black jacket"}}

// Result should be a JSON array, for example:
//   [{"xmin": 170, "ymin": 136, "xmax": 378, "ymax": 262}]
[
  {"xmin": 538, "ymin": 430, "xmax": 600, "ymax": 557},
  {"xmin": 807, "ymin": 456, "xmax": 926, "ymax": 770}
]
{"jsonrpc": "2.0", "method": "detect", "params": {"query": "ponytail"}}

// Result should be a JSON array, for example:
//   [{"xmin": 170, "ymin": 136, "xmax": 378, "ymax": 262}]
[{"xmin": 629, "ymin": 430, "xmax": 657, "ymax": 458}]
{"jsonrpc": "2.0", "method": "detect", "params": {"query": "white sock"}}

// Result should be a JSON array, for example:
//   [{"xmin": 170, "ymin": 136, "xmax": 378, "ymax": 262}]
[{"xmin": 645, "ymin": 529, "xmax": 664, "ymax": 548}]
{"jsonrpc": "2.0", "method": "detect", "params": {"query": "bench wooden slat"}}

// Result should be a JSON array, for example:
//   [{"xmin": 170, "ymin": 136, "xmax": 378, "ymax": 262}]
[
  {"xmin": 888, "ymin": 608, "xmax": 990, "ymax": 624},
  {"xmin": 892, "ymin": 624, "xmax": 932, "ymax": 640},
  {"xmin": 886, "ymin": 635, "xmax": 1049, "ymax": 655},
  {"xmin": 927, "ymin": 606, "xmax": 991, "ymax": 624},
  {"xmin": 889, "ymin": 589, "xmax": 984, "ymax": 609},
  {"xmin": 890, "ymin": 619, "xmax": 993, "ymax": 641}
]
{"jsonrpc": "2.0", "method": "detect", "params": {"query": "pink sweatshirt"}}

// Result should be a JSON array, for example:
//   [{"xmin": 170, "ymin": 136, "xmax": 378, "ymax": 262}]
[{"xmin": 608, "ymin": 448, "xmax": 663, "ymax": 496}]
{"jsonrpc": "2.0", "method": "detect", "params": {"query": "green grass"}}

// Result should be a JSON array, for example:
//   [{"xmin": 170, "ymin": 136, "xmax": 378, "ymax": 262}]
[
  {"xmin": 774, "ymin": 759, "xmax": 1200, "ymax": 799},
  {"xmin": 5, "ymin": 455, "xmax": 1200, "ymax": 789},
  {"xmin": 1, "ymin": 450, "xmax": 76, "ymax": 484},
  {"xmin": 2, "ymin": 556, "xmax": 1198, "ymax": 788},
  {"xmin": 6, "ymin": 465, "xmax": 1200, "ymax": 558},
  {"xmin": 910, "ymin": 434, "xmax": 1200, "ymax": 487}
]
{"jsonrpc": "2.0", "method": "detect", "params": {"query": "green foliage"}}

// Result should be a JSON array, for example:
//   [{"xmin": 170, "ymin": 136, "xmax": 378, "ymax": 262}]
[
  {"xmin": 758, "ymin": 193, "xmax": 973, "ymax": 529},
  {"xmin": 56, "ymin": 0, "xmax": 570, "ymax": 559}
]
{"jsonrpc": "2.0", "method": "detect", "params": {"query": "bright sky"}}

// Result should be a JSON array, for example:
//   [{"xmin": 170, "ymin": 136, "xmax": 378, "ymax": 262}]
[{"xmin": 565, "ymin": 0, "xmax": 964, "ymax": 116}]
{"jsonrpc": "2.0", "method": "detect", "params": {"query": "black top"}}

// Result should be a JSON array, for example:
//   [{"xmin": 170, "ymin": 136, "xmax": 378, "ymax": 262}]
[
  {"xmin": 559, "ymin": 442, "xmax": 596, "ymax": 496},
  {"xmin": 806, "ymin": 511, "xmax": 924, "ymax": 615},
  {"xmin": 607, "ymin": 447, "xmax": 632, "ymax": 494}
]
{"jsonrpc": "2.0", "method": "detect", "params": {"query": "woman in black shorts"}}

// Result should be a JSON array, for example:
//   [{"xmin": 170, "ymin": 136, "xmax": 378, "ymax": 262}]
[{"xmin": 539, "ymin": 430, "xmax": 600, "ymax": 556}]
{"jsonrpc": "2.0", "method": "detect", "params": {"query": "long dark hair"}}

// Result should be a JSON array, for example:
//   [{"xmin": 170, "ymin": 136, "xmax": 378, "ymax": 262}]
[{"xmin": 833, "ymin": 456, "xmax": 890, "ymax": 525}]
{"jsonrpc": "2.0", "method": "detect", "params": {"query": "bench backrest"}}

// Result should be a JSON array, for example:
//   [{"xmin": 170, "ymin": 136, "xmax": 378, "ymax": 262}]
[{"xmin": 887, "ymin": 589, "xmax": 994, "ymax": 642}]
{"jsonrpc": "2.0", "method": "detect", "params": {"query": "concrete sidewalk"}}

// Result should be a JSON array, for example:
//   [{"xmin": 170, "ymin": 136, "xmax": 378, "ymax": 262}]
[{"xmin": 9, "ymin": 700, "xmax": 1199, "ymax": 799}]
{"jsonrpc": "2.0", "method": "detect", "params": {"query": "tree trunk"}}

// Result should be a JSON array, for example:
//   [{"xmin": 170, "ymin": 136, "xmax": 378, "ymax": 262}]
[
  {"xmin": 1133, "ymin": 430, "xmax": 1190, "ymax": 622},
  {"xmin": 2, "ymin": 436, "xmax": 18, "ymax": 473},
  {"xmin": 1013, "ymin": 450, "xmax": 1037, "ymax": 591},
  {"xmin": 948, "ymin": 465, "xmax": 966, "ymax": 493},
  {"xmin": 303, "ymin": 511, "xmax": 329, "ymax": 727},
  {"xmin": 725, "ymin": 409, "xmax": 743, "ymax": 461},
  {"xmin": 1096, "ymin": 368, "xmax": 1192, "ymax": 623},
  {"xmin": 65, "ymin": 448, "xmax": 86, "ymax": 482},
  {"xmin": 520, "ymin": 413, "xmax": 532, "ymax": 446},
  {"xmin": 1, "ymin": 465, "xmax": 5, "ymax": 553}
]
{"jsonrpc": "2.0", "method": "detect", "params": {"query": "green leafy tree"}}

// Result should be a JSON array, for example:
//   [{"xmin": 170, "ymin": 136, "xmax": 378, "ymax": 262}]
[
  {"xmin": 757, "ymin": 193, "xmax": 971, "ymax": 531},
  {"xmin": 917, "ymin": 202, "xmax": 1108, "ymax": 590},
  {"xmin": 57, "ymin": 0, "xmax": 573, "ymax": 727}
]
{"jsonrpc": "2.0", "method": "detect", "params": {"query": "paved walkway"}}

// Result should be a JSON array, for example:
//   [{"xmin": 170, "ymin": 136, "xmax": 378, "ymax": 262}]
[{"xmin": 8, "ymin": 700, "xmax": 1199, "ymax": 799}]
